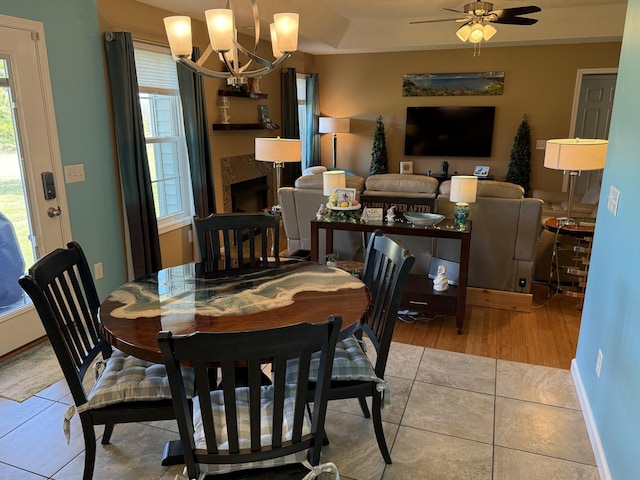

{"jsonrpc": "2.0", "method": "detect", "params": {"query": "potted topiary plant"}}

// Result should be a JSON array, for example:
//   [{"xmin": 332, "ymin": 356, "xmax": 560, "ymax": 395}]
[{"xmin": 369, "ymin": 116, "xmax": 388, "ymax": 175}]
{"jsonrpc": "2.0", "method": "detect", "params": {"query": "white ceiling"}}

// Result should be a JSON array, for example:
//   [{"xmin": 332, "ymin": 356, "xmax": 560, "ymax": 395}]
[{"xmin": 137, "ymin": 0, "xmax": 627, "ymax": 54}]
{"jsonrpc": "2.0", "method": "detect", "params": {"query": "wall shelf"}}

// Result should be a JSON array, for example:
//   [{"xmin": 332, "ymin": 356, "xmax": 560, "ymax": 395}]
[
  {"xmin": 217, "ymin": 89, "xmax": 268, "ymax": 100},
  {"xmin": 212, "ymin": 123, "xmax": 279, "ymax": 131}
]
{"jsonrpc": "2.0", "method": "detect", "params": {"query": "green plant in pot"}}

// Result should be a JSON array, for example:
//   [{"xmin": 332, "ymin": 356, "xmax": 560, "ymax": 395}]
[{"xmin": 325, "ymin": 252, "xmax": 339, "ymax": 267}]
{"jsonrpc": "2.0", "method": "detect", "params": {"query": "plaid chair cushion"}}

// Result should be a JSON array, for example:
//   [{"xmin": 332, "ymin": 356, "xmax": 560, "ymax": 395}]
[
  {"xmin": 195, "ymin": 385, "xmax": 311, "ymax": 475},
  {"xmin": 286, "ymin": 335, "xmax": 389, "ymax": 405},
  {"xmin": 79, "ymin": 349, "xmax": 195, "ymax": 412}
]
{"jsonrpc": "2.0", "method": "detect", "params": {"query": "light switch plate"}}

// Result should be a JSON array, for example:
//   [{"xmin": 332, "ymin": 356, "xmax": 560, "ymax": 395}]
[
  {"xmin": 607, "ymin": 185, "xmax": 620, "ymax": 216},
  {"xmin": 64, "ymin": 164, "xmax": 85, "ymax": 183},
  {"xmin": 536, "ymin": 140, "xmax": 546, "ymax": 150}
]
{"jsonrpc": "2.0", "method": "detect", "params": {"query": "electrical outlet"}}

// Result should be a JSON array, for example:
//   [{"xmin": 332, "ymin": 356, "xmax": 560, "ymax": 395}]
[
  {"xmin": 596, "ymin": 349, "xmax": 603, "ymax": 378},
  {"xmin": 94, "ymin": 262, "xmax": 103, "ymax": 280},
  {"xmin": 536, "ymin": 140, "xmax": 546, "ymax": 150},
  {"xmin": 518, "ymin": 278, "xmax": 527, "ymax": 288}
]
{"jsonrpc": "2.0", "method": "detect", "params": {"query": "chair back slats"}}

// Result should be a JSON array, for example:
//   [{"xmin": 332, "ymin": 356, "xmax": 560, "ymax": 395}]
[
  {"xmin": 158, "ymin": 316, "xmax": 340, "ymax": 478},
  {"xmin": 361, "ymin": 230, "xmax": 415, "ymax": 378},
  {"xmin": 194, "ymin": 212, "xmax": 280, "ymax": 270},
  {"xmin": 19, "ymin": 242, "xmax": 111, "ymax": 407}
]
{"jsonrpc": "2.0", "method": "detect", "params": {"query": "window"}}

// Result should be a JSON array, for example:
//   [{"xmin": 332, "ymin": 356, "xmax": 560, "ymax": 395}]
[
  {"xmin": 133, "ymin": 42, "xmax": 192, "ymax": 233},
  {"xmin": 296, "ymin": 74, "xmax": 308, "ymax": 166}
]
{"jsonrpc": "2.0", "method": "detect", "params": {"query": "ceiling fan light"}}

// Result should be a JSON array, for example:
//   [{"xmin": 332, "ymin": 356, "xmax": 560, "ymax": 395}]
[
  {"xmin": 469, "ymin": 24, "xmax": 484, "ymax": 43},
  {"xmin": 456, "ymin": 24, "xmax": 472, "ymax": 42},
  {"xmin": 483, "ymin": 23, "xmax": 497, "ymax": 41}
]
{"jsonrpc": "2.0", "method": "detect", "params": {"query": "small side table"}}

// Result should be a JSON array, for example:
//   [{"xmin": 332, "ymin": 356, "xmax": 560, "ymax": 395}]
[{"xmin": 545, "ymin": 217, "xmax": 596, "ymax": 304}]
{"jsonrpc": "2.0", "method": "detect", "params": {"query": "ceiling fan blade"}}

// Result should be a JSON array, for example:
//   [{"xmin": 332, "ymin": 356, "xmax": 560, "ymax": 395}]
[
  {"xmin": 443, "ymin": 7, "xmax": 465, "ymax": 14},
  {"xmin": 410, "ymin": 17, "xmax": 465, "ymax": 24},
  {"xmin": 492, "ymin": 6, "xmax": 542, "ymax": 18},
  {"xmin": 492, "ymin": 16, "xmax": 539, "ymax": 25}
]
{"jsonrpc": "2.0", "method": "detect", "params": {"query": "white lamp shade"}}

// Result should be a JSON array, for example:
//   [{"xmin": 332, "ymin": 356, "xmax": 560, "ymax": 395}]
[
  {"xmin": 544, "ymin": 138, "xmax": 608, "ymax": 171},
  {"xmin": 450, "ymin": 175, "xmax": 478, "ymax": 203},
  {"xmin": 205, "ymin": 9, "xmax": 234, "ymax": 52},
  {"xmin": 164, "ymin": 16, "xmax": 193, "ymax": 59},
  {"xmin": 255, "ymin": 137, "xmax": 301, "ymax": 163},
  {"xmin": 322, "ymin": 170, "xmax": 346, "ymax": 196},
  {"xmin": 319, "ymin": 117, "xmax": 351, "ymax": 134},
  {"xmin": 273, "ymin": 13, "xmax": 299, "ymax": 52}
]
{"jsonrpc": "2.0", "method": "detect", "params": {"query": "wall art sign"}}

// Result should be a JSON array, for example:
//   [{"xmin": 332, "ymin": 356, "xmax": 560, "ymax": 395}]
[{"xmin": 402, "ymin": 71, "xmax": 505, "ymax": 96}]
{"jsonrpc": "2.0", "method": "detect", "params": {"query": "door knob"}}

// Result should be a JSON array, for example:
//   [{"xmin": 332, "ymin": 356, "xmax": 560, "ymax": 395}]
[{"xmin": 47, "ymin": 206, "xmax": 62, "ymax": 217}]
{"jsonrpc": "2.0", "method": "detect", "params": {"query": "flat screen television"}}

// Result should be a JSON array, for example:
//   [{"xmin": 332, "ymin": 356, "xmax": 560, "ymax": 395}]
[{"xmin": 404, "ymin": 106, "xmax": 495, "ymax": 157}]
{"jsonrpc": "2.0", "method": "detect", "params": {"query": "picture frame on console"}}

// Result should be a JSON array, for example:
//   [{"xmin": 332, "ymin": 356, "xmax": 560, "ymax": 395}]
[
  {"xmin": 400, "ymin": 161, "xmax": 414, "ymax": 175},
  {"xmin": 474, "ymin": 165, "xmax": 490, "ymax": 177}
]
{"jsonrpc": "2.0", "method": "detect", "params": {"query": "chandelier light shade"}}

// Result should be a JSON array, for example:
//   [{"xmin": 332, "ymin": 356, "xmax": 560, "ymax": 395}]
[
  {"xmin": 164, "ymin": 0, "xmax": 299, "ymax": 86},
  {"xmin": 319, "ymin": 117, "xmax": 351, "ymax": 169},
  {"xmin": 450, "ymin": 175, "xmax": 478, "ymax": 231},
  {"xmin": 255, "ymin": 137, "xmax": 301, "ymax": 206},
  {"xmin": 322, "ymin": 170, "xmax": 347, "ymax": 196},
  {"xmin": 543, "ymin": 138, "xmax": 608, "ymax": 223}
]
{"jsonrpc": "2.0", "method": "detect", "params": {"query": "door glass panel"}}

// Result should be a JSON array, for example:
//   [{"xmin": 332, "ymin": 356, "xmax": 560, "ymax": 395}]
[{"xmin": 0, "ymin": 58, "xmax": 35, "ymax": 316}]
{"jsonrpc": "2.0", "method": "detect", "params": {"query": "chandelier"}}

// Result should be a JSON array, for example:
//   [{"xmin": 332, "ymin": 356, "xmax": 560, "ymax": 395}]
[{"xmin": 163, "ymin": 0, "xmax": 299, "ymax": 86}]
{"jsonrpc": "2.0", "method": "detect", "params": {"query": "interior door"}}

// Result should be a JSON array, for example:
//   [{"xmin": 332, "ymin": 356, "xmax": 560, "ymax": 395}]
[
  {"xmin": 0, "ymin": 15, "xmax": 71, "ymax": 357},
  {"xmin": 568, "ymin": 71, "xmax": 617, "ymax": 194}
]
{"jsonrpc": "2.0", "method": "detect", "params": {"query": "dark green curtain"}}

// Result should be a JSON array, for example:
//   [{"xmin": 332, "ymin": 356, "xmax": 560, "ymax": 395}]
[
  {"xmin": 305, "ymin": 73, "xmax": 321, "ymax": 168},
  {"xmin": 104, "ymin": 32, "xmax": 162, "ymax": 277},
  {"xmin": 280, "ymin": 68, "xmax": 301, "ymax": 186},
  {"xmin": 177, "ymin": 48, "xmax": 215, "ymax": 219}
]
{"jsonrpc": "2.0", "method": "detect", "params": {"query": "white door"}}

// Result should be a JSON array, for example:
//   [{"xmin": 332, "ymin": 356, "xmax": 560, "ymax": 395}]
[
  {"xmin": 0, "ymin": 15, "xmax": 71, "ymax": 356},
  {"xmin": 567, "ymin": 69, "xmax": 617, "ymax": 194}
]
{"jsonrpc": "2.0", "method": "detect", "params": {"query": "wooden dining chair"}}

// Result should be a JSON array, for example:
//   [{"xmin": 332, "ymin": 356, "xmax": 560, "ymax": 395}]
[
  {"xmin": 18, "ymin": 242, "xmax": 194, "ymax": 480},
  {"xmin": 193, "ymin": 212, "xmax": 281, "ymax": 270},
  {"xmin": 303, "ymin": 230, "xmax": 415, "ymax": 464},
  {"xmin": 158, "ymin": 316, "xmax": 341, "ymax": 479}
]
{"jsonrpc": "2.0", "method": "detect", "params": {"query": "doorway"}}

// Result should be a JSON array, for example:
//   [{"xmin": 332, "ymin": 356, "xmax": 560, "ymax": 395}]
[
  {"xmin": 0, "ymin": 15, "xmax": 71, "ymax": 356},
  {"xmin": 566, "ymin": 68, "xmax": 617, "ymax": 194}
]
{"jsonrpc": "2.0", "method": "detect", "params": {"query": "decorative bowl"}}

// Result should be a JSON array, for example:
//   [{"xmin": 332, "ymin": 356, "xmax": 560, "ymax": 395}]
[{"xmin": 403, "ymin": 212, "xmax": 445, "ymax": 226}]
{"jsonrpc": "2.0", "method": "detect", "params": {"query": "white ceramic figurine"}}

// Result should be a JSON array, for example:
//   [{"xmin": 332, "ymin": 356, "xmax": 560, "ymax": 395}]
[{"xmin": 433, "ymin": 264, "xmax": 449, "ymax": 291}]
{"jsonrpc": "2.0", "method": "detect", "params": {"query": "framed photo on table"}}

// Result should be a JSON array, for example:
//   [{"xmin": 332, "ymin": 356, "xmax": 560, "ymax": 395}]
[
  {"xmin": 336, "ymin": 188, "xmax": 356, "ymax": 204},
  {"xmin": 474, "ymin": 165, "xmax": 490, "ymax": 177},
  {"xmin": 400, "ymin": 161, "xmax": 414, "ymax": 175}
]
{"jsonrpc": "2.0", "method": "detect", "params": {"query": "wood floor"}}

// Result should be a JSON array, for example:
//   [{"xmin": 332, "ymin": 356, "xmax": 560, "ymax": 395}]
[{"xmin": 392, "ymin": 283, "xmax": 583, "ymax": 370}]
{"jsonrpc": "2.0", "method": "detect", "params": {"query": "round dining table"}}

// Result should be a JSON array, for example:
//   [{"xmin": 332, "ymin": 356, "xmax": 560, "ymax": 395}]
[{"xmin": 99, "ymin": 260, "xmax": 371, "ymax": 364}]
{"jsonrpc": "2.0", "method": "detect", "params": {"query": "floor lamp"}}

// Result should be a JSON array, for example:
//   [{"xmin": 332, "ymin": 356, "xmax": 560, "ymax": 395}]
[
  {"xmin": 255, "ymin": 137, "xmax": 302, "ymax": 210},
  {"xmin": 544, "ymin": 138, "xmax": 608, "ymax": 225},
  {"xmin": 319, "ymin": 117, "xmax": 350, "ymax": 169}
]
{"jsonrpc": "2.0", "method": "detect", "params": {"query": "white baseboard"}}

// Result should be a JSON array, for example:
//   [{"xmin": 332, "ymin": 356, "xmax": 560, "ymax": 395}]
[{"xmin": 571, "ymin": 358, "xmax": 612, "ymax": 480}]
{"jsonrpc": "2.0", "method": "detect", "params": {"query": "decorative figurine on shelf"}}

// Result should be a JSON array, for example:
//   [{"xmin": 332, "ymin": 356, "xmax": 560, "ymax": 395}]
[
  {"xmin": 433, "ymin": 264, "xmax": 449, "ymax": 291},
  {"xmin": 217, "ymin": 96, "xmax": 230, "ymax": 124},
  {"xmin": 386, "ymin": 205, "xmax": 396, "ymax": 224}
]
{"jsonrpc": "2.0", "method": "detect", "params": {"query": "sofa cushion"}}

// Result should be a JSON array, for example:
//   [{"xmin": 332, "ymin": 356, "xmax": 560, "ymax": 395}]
[
  {"xmin": 294, "ymin": 174, "xmax": 365, "ymax": 192},
  {"xmin": 302, "ymin": 166, "xmax": 327, "ymax": 176},
  {"xmin": 439, "ymin": 180, "xmax": 524, "ymax": 199},
  {"xmin": 365, "ymin": 174, "xmax": 438, "ymax": 194}
]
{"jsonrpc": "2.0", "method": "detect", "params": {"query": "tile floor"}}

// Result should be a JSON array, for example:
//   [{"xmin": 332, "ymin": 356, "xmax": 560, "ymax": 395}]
[{"xmin": 0, "ymin": 342, "xmax": 599, "ymax": 479}]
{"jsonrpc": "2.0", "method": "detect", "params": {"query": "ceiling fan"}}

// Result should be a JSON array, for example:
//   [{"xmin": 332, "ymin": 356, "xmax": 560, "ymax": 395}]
[{"xmin": 411, "ymin": 1, "xmax": 541, "ymax": 45}]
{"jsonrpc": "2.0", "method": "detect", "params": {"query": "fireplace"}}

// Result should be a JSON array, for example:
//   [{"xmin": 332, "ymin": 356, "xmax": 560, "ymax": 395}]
[
  {"xmin": 230, "ymin": 176, "xmax": 268, "ymax": 213},
  {"xmin": 219, "ymin": 154, "xmax": 274, "ymax": 213}
]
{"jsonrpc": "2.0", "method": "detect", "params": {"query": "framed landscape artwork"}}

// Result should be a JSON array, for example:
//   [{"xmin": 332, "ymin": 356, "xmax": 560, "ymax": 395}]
[{"xmin": 402, "ymin": 72, "xmax": 505, "ymax": 96}]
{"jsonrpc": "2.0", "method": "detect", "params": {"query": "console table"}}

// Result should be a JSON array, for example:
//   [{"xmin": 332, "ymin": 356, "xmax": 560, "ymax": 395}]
[{"xmin": 311, "ymin": 218, "xmax": 471, "ymax": 333}]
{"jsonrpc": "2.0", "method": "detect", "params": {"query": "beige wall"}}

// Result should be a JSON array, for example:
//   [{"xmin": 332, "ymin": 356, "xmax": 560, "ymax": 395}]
[{"xmin": 310, "ymin": 43, "xmax": 620, "ymax": 192}]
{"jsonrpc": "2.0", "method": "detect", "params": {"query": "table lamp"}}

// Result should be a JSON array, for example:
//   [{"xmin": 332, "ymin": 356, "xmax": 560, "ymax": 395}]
[
  {"xmin": 322, "ymin": 170, "xmax": 346, "ymax": 196},
  {"xmin": 544, "ymin": 138, "xmax": 608, "ymax": 225},
  {"xmin": 450, "ymin": 175, "xmax": 478, "ymax": 231},
  {"xmin": 319, "ymin": 117, "xmax": 350, "ymax": 169},
  {"xmin": 255, "ymin": 137, "xmax": 301, "ymax": 209}
]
